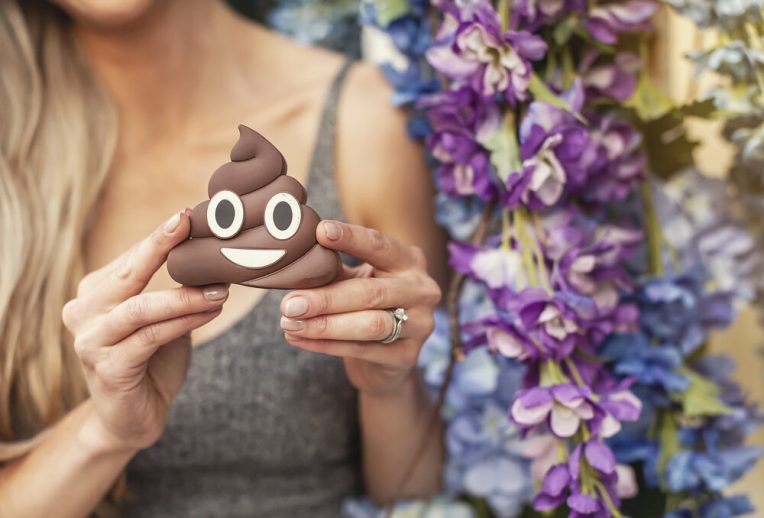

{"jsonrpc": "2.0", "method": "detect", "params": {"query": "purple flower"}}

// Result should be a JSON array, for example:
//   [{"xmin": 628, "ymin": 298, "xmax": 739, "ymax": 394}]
[
  {"xmin": 568, "ymin": 493, "xmax": 606, "ymax": 516},
  {"xmin": 538, "ymin": 208, "xmax": 642, "ymax": 307},
  {"xmin": 534, "ymin": 463, "xmax": 570, "ymax": 509},
  {"xmin": 422, "ymin": 87, "xmax": 500, "ymax": 199},
  {"xmin": 577, "ymin": 115, "xmax": 646, "ymax": 203},
  {"xmin": 449, "ymin": 242, "xmax": 531, "ymax": 291},
  {"xmin": 511, "ymin": 0, "xmax": 587, "ymax": 30},
  {"xmin": 534, "ymin": 440, "xmax": 636, "ymax": 515},
  {"xmin": 518, "ymin": 433, "xmax": 559, "ymax": 480},
  {"xmin": 553, "ymin": 227, "xmax": 642, "ymax": 306},
  {"xmin": 585, "ymin": 1, "xmax": 658, "ymax": 45},
  {"xmin": 488, "ymin": 288, "xmax": 615, "ymax": 360},
  {"xmin": 504, "ymin": 82, "xmax": 596, "ymax": 208},
  {"xmin": 582, "ymin": 52, "xmax": 642, "ymax": 101},
  {"xmin": 510, "ymin": 383, "xmax": 597, "ymax": 438},
  {"xmin": 597, "ymin": 386, "xmax": 643, "ymax": 438},
  {"xmin": 571, "ymin": 439, "xmax": 617, "ymax": 477},
  {"xmin": 487, "ymin": 325, "xmax": 531, "ymax": 361},
  {"xmin": 427, "ymin": 1, "xmax": 547, "ymax": 102}
]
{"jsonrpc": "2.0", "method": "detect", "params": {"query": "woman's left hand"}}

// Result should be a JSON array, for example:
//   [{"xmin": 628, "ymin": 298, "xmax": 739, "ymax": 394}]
[{"xmin": 280, "ymin": 220, "xmax": 442, "ymax": 397}]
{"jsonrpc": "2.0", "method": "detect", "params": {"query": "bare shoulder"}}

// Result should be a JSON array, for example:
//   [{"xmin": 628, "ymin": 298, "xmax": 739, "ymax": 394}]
[
  {"xmin": 340, "ymin": 62, "xmax": 413, "ymax": 158},
  {"xmin": 335, "ymin": 61, "xmax": 430, "ymax": 226},
  {"xmin": 335, "ymin": 61, "xmax": 448, "ymax": 287}
]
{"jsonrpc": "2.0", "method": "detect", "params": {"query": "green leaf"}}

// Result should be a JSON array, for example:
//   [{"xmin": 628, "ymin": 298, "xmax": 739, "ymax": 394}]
[
  {"xmin": 571, "ymin": 27, "xmax": 617, "ymax": 54},
  {"xmin": 528, "ymin": 74, "xmax": 587, "ymax": 124},
  {"xmin": 656, "ymin": 411, "xmax": 681, "ymax": 476},
  {"xmin": 478, "ymin": 112, "xmax": 522, "ymax": 182},
  {"xmin": 553, "ymin": 17, "xmax": 578, "ymax": 46},
  {"xmin": 676, "ymin": 368, "xmax": 732, "ymax": 418},
  {"xmin": 635, "ymin": 99, "xmax": 715, "ymax": 179},
  {"xmin": 371, "ymin": 0, "xmax": 411, "ymax": 27},
  {"xmin": 625, "ymin": 72, "xmax": 675, "ymax": 121}
]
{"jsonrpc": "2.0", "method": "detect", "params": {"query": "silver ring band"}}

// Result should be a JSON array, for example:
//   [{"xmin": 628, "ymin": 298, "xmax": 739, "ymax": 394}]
[{"xmin": 381, "ymin": 308, "xmax": 408, "ymax": 344}]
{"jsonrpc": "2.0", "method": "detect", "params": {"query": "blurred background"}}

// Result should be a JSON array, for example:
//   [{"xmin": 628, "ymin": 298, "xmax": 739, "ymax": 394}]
[
  {"xmin": 230, "ymin": 0, "xmax": 764, "ymax": 508},
  {"xmin": 227, "ymin": 0, "xmax": 362, "ymax": 56}
]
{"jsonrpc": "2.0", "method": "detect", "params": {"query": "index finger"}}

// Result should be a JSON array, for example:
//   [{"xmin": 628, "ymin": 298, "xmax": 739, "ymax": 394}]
[
  {"xmin": 316, "ymin": 221, "xmax": 419, "ymax": 273},
  {"xmin": 82, "ymin": 210, "xmax": 191, "ymax": 308}
]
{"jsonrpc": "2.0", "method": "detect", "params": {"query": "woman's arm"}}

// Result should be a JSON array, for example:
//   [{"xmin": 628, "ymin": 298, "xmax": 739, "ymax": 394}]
[
  {"xmin": 0, "ymin": 213, "xmax": 228, "ymax": 517},
  {"xmin": 338, "ymin": 64, "xmax": 448, "ymax": 502},
  {"xmin": 0, "ymin": 401, "xmax": 136, "ymax": 518}
]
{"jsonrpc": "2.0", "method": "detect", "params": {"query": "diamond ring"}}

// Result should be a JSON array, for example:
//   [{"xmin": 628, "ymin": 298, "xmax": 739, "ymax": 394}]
[{"xmin": 380, "ymin": 308, "xmax": 408, "ymax": 344}]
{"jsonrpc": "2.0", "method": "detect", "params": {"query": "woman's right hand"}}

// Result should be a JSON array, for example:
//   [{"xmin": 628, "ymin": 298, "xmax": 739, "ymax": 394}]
[{"xmin": 62, "ymin": 210, "xmax": 229, "ymax": 453}]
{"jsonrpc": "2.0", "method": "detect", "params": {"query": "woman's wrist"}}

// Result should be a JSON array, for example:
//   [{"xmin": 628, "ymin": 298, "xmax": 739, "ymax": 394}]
[
  {"xmin": 77, "ymin": 400, "xmax": 141, "ymax": 459},
  {"xmin": 358, "ymin": 369, "xmax": 425, "ymax": 402}
]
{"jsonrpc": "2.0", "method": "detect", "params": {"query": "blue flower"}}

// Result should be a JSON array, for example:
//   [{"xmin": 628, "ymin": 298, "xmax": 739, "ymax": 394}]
[
  {"xmin": 386, "ymin": 14, "xmax": 432, "ymax": 55},
  {"xmin": 665, "ymin": 495, "xmax": 756, "ymax": 518},
  {"xmin": 631, "ymin": 274, "xmax": 734, "ymax": 356},
  {"xmin": 434, "ymin": 193, "xmax": 485, "ymax": 241},
  {"xmin": 602, "ymin": 332, "xmax": 690, "ymax": 402},
  {"xmin": 666, "ymin": 447, "xmax": 763, "ymax": 493},
  {"xmin": 342, "ymin": 496, "xmax": 476, "ymax": 517},
  {"xmin": 698, "ymin": 495, "xmax": 756, "ymax": 518},
  {"xmin": 381, "ymin": 62, "xmax": 439, "ymax": 108}
]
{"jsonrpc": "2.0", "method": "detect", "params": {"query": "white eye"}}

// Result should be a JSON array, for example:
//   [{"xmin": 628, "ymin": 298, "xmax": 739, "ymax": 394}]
[
  {"xmin": 207, "ymin": 190, "xmax": 244, "ymax": 239},
  {"xmin": 264, "ymin": 192, "xmax": 301, "ymax": 240}
]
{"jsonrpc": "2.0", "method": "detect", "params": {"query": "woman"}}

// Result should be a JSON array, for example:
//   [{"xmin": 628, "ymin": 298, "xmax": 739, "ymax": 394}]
[{"xmin": 0, "ymin": 1, "xmax": 447, "ymax": 516}]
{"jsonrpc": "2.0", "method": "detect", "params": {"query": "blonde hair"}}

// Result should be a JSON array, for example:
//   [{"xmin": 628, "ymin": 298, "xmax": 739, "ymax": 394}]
[{"xmin": 0, "ymin": 0, "xmax": 117, "ymax": 461}]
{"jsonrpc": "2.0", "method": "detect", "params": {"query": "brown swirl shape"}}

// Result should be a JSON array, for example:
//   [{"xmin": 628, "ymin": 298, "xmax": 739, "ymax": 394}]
[{"xmin": 167, "ymin": 125, "xmax": 340, "ymax": 289}]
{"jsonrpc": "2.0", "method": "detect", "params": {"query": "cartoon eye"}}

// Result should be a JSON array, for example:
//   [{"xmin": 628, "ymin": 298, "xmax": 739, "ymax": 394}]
[
  {"xmin": 207, "ymin": 190, "xmax": 244, "ymax": 239},
  {"xmin": 264, "ymin": 192, "xmax": 301, "ymax": 240}
]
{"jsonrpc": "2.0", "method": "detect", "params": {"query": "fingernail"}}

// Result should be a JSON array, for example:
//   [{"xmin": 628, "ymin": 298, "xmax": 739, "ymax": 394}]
[
  {"xmin": 280, "ymin": 316, "xmax": 304, "ymax": 331},
  {"xmin": 323, "ymin": 221, "xmax": 342, "ymax": 241},
  {"xmin": 203, "ymin": 284, "xmax": 228, "ymax": 301},
  {"xmin": 163, "ymin": 212, "xmax": 182, "ymax": 234},
  {"xmin": 183, "ymin": 208, "xmax": 192, "ymax": 217},
  {"xmin": 284, "ymin": 296, "xmax": 308, "ymax": 317}
]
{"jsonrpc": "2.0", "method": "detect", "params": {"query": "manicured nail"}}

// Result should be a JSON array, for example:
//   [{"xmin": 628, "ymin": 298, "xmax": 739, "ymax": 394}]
[
  {"xmin": 284, "ymin": 296, "xmax": 308, "ymax": 317},
  {"xmin": 280, "ymin": 316, "xmax": 304, "ymax": 331},
  {"xmin": 203, "ymin": 284, "xmax": 229, "ymax": 301},
  {"xmin": 323, "ymin": 221, "xmax": 342, "ymax": 241},
  {"xmin": 163, "ymin": 211, "xmax": 181, "ymax": 234}
]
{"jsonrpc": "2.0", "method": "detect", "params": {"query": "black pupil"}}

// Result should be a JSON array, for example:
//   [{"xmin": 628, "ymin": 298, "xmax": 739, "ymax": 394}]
[
  {"xmin": 215, "ymin": 199, "xmax": 235, "ymax": 229},
  {"xmin": 273, "ymin": 201, "xmax": 293, "ymax": 231}
]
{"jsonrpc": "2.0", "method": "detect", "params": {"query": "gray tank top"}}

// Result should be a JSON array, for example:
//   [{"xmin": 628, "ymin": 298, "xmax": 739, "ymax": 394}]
[{"xmin": 123, "ymin": 59, "xmax": 360, "ymax": 518}]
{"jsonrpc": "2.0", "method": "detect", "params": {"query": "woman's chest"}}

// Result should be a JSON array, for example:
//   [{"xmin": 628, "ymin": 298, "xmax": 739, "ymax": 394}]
[{"xmin": 129, "ymin": 297, "xmax": 359, "ymax": 471}]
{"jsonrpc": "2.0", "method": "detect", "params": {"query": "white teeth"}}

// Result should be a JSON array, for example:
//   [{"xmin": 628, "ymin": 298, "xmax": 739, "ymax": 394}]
[{"xmin": 220, "ymin": 248, "xmax": 286, "ymax": 269}]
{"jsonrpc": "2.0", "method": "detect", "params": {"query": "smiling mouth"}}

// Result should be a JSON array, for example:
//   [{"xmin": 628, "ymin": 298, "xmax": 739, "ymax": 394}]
[{"xmin": 220, "ymin": 248, "xmax": 286, "ymax": 269}]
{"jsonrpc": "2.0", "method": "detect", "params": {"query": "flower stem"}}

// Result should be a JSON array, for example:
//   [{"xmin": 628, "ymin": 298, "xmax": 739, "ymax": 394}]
[
  {"xmin": 556, "ymin": 439, "xmax": 569, "ymax": 462},
  {"xmin": 514, "ymin": 208, "xmax": 540, "ymax": 288},
  {"xmin": 502, "ymin": 208, "xmax": 512, "ymax": 251},
  {"xmin": 498, "ymin": 0, "xmax": 510, "ymax": 32},
  {"xmin": 594, "ymin": 479, "xmax": 624, "ymax": 518},
  {"xmin": 641, "ymin": 181, "xmax": 664, "ymax": 276},
  {"xmin": 528, "ymin": 213, "xmax": 553, "ymax": 293},
  {"xmin": 541, "ymin": 359, "xmax": 569, "ymax": 385},
  {"xmin": 564, "ymin": 357, "xmax": 587, "ymax": 387}
]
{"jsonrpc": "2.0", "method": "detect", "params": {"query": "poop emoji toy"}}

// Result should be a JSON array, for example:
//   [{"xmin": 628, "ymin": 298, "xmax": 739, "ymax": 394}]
[{"xmin": 167, "ymin": 125, "xmax": 341, "ymax": 289}]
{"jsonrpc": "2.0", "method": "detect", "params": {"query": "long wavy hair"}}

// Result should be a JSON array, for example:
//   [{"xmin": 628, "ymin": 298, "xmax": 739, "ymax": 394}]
[{"xmin": 0, "ymin": 0, "xmax": 116, "ymax": 466}]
